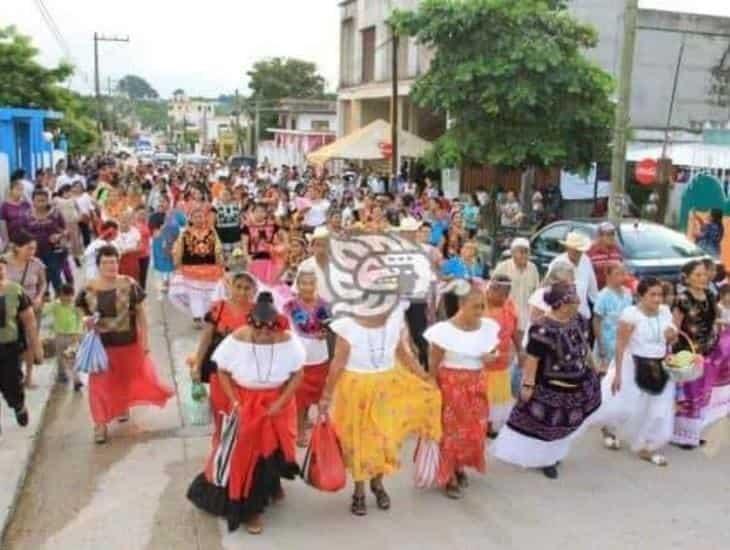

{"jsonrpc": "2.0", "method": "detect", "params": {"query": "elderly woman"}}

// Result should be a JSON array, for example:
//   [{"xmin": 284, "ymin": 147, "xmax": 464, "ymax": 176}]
[
  {"xmin": 0, "ymin": 255, "xmax": 42, "ymax": 427},
  {"xmin": 483, "ymin": 274, "xmax": 522, "ymax": 435},
  {"xmin": 170, "ymin": 207, "xmax": 224, "ymax": 328},
  {"xmin": 671, "ymin": 260, "xmax": 720, "ymax": 449},
  {"xmin": 76, "ymin": 245, "xmax": 173, "ymax": 444},
  {"xmin": 493, "ymin": 282, "xmax": 602, "ymax": 479},
  {"xmin": 319, "ymin": 302, "xmax": 441, "ymax": 516},
  {"xmin": 600, "ymin": 277, "xmax": 677, "ymax": 465},
  {"xmin": 6, "ymin": 232, "xmax": 47, "ymax": 388},
  {"xmin": 283, "ymin": 269, "xmax": 331, "ymax": 447},
  {"xmin": 187, "ymin": 292, "xmax": 305, "ymax": 535},
  {"xmin": 424, "ymin": 280, "xmax": 498, "ymax": 499}
]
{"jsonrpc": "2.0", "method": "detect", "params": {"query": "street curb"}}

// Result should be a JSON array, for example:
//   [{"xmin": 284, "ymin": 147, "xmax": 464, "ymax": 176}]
[{"xmin": 0, "ymin": 363, "xmax": 57, "ymax": 546}]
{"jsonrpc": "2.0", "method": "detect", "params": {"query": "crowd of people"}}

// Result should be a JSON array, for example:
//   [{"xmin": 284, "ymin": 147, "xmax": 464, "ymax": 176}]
[{"xmin": 1, "ymin": 157, "xmax": 729, "ymax": 536}]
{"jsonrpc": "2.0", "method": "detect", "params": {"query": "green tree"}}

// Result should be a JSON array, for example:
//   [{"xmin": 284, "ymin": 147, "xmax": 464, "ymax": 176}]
[
  {"xmin": 247, "ymin": 57, "xmax": 326, "ymax": 101},
  {"xmin": 246, "ymin": 57, "xmax": 328, "ymax": 138},
  {"xmin": 391, "ymin": 0, "xmax": 614, "ymax": 172},
  {"xmin": 0, "ymin": 25, "xmax": 97, "ymax": 153},
  {"xmin": 116, "ymin": 74, "xmax": 159, "ymax": 100}
]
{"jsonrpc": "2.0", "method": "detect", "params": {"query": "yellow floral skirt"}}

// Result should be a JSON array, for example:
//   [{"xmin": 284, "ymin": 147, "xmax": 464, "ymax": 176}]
[
  {"xmin": 332, "ymin": 367, "xmax": 442, "ymax": 482},
  {"xmin": 486, "ymin": 369, "xmax": 514, "ymax": 431}
]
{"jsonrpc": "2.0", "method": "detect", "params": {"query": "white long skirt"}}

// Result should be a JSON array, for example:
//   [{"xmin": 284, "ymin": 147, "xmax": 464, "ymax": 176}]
[
  {"xmin": 492, "ymin": 425, "xmax": 576, "ymax": 468},
  {"xmin": 598, "ymin": 355, "xmax": 675, "ymax": 452},
  {"xmin": 168, "ymin": 274, "xmax": 218, "ymax": 319}
]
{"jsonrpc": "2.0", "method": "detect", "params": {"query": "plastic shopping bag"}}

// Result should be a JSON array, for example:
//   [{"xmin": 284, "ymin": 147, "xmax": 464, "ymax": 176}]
[
  {"xmin": 212, "ymin": 410, "xmax": 239, "ymax": 487},
  {"xmin": 183, "ymin": 382, "xmax": 211, "ymax": 427},
  {"xmin": 73, "ymin": 331, "xmax": 109, "ymax": 374},
  {"xmin": 301, "ymin": 417, "xmax": 346, "ymax": 492},
  {"xmin": 413, "ymin": 438, "xmax": 440, "ymax": 489}
]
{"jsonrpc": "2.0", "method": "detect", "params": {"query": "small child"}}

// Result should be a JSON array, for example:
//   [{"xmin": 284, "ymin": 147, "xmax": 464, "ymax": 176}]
[
  {"xmin": 661, "ymin": 280, "xmax": 676, "ymax": 308},
  {"xmin": 44, "ymin": 284, "xmax": 83, "ymax": 391}
]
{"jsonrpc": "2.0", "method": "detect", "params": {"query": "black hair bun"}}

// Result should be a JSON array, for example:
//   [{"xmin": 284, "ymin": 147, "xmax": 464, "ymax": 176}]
[{"xmin": 257, "ymin": 291, "xmax": 274, "ymax": 305}]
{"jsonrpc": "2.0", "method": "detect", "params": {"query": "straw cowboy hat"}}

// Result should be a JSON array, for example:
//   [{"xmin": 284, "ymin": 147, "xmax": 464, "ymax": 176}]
[
  {"xmin": 396, "ymin": 217, "xmax": 423, "ymax": 232},
  {"xmin": 306, "ymin": 226, "xmax": 330, "ymax": 241},
  {"xmin": 560, "ymin": 231, "xmax": 591, "ymax": 252}
]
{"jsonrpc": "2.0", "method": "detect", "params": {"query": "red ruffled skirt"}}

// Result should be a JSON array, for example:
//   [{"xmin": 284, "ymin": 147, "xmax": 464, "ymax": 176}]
[
  {"xmin": 436, "ymin": 367, "xmax": 489, "ymax": 486},
  {"xmin": 295, "ymin": 361, "xmax": 329, "ymax": 412},
  {"xmin": 88, "ymin": 341, "xmax": 173, "ymax": 424},
  {"xmin": 188, "ymin": 385, "xmax": 299, "ymax": 532},
  {"xmin": 119, "ymin": 251, "xmax": 141, "ymax": 283}
]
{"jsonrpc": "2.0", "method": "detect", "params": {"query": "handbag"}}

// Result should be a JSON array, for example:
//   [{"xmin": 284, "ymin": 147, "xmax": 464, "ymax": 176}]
[
  {"xmin": 633, "ymin": 355, "xmax": 669, "ymax": 395},
  {"xmin": 301, "ymin": 416, "xmax": 346, "ymax": 492},
  {"xmin": 413, "ymin": 438, "xmax": 440, "ymax": 489},
  {"xmin": 200, "ymin": 303, "xmax": 226, "ymax": 383},
  {"xmin": 212, "ymin": 410, "xmax": 239, "ymax": 487}
]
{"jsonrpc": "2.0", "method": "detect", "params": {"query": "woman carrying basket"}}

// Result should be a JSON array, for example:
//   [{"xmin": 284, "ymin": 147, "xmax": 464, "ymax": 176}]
[
  {"xmin": 599, "ymin": 277, "xmax": 677, "ymax": 466},
  {"xmin": 76, "ymin": 245, "xmax": 173, "ymax": 444}
]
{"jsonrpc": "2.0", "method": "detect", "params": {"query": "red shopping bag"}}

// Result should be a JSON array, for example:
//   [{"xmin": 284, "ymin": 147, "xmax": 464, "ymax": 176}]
[{"xmin": 301, "ymin": 417, "xmax": 346, "ymax": 492}]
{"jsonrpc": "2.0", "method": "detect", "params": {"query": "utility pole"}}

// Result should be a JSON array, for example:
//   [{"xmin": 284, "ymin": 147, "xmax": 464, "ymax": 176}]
[
  {"xmin": 255, "ymin": 100, "xmax": 261, "ymax": 161},
  {"xmin": 390, "ymin": 29, "xmax": 399, "ymax": 189},
  {"xmin": 608, "ymin": 0, "xmax": 639, "ymax": 224},
  {"xmin": 234, "ymin": 88, "xmax": 242, "ymax": 155},
  {"xmin": 93, "ymin": 33, "xmax": 129, "ymax": 146}
]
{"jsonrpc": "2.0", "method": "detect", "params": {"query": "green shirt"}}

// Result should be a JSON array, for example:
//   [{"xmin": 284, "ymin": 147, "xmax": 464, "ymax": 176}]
[
  {"xmin": 44, "ymin": 300, "xmax": 83, "ymax": 335},
  {"xmin": 0, "ymin": 282, "xmax": 31, "ymax": 344}
]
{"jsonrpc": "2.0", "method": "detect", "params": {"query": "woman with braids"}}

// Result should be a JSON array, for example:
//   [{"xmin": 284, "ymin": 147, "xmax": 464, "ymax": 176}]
[
  {"xmin": 493, "ymin": 281, "xmax": 601, "ymax": 479},
  {"xmin": 187, "ymin": 292, "xmax": 305, "ymax": 535}
]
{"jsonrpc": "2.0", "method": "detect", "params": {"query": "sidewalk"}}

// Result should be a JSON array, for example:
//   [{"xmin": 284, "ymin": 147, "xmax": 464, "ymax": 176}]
[{"xmin": 0, "ymin": 360, "xmax": 56, "ymax": 543}]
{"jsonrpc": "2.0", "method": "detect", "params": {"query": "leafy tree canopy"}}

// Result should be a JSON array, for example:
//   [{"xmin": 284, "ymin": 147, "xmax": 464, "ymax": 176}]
[
  {"xmin": 246, "ymin": 57, "xmax": 326, "ymax": 101},
  {"xmin": 0, "ymin": 25, "xmax": 96, "ymax": 153},
  {"xmin": 391, "ymin": 0, "xmax": 614, "ymax": 171},
  {"xmin": 116, "ymin": 74, "xmax": 159, "ymax": 100}
]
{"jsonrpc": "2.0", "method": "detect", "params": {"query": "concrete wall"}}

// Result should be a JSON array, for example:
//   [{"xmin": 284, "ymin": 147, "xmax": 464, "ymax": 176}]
[{"xmin": 570, "ymin": 1, "xmax": 730, "ymax": 130}]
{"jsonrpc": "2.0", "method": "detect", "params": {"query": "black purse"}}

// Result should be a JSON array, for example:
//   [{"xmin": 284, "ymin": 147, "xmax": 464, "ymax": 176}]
[
  {"xmin": 633, "ymin": 355, "xmax": 669, "ymax": 395},
  {"xmin": 200, "ymin": 303, "xmax": 226, "ymax": 383}
]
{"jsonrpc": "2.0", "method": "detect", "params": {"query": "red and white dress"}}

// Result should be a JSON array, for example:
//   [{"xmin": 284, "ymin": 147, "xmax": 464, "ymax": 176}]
[
  {"xmin": 187, "ymin": 333, "xmax": 305, "ymax": 532},
  {"xmin": 283, "ymin": 297, "xmax": 331, "ymax": 412},
  {"xmin": 424, "ymin": 319, "xmax": 499, "ymax": 486}
]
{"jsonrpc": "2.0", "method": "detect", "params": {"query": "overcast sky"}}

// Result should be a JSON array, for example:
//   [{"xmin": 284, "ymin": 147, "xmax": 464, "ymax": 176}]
[{"xmin": 2, "ymin": 0, "xmax": 729, "ymax": 99}]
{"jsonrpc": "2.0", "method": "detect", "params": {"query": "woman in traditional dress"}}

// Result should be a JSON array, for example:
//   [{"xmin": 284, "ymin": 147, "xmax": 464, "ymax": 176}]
[
  {"xmin": 671, "ymin": 260, "xmax": 720, "ymax": 449},
  {"xmin": 213, "ymin": 187, "xmax": 243, "ymax": 260},
  {"xmin": 243, "ymin": 202, "xmax": 278, "ymax": 285},
  {"xmin": 187, "ymin": 292, "xmax": 305, "ymax": 535},
  {"xmin": 170, "ymin": 207, "xmax": 224, "ymax": 328},
  {"xmin": 319, "ymin": 302, "xmax": 442, "ymax": 516},
  {"xmin": 76, "ymin": 245, "xmax": 173, "ymax": 444},
  {"xmin": 599, "ymin": 277, "xmax": 677, "ymax": 465},
  {"xmin": 278, "ymin": 236, "xmax": 308, "ymax": 287},
  {"xmin": 191, "ymin": 270, "xmax": 257, "ymax": 446},
  {"xmin": 117, "ymin": 210, "xmax": 142, "ymax": 283},
  {"xmin": 0, "ymin": 178, "xmax": 31, "ymax": 245},
  {"xmin": 424, "ymin": 280, "xmax": 498, "ymax": 499},
  {"xmin": 283, "ymin": 269, "xmax": 330, "ymax": 447},
  {"xmin": 493, "ymin": 282, "xmax": 601, "ymax": 479},
  {"xmin": 482, "ymin": 274, "xmax": 521, "ymax": 436}
]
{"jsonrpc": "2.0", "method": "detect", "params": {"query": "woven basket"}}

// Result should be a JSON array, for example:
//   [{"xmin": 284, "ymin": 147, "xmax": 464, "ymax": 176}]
[{"xmin": 663, "ymin": 331, "xmax": 704, "ymax": 383}]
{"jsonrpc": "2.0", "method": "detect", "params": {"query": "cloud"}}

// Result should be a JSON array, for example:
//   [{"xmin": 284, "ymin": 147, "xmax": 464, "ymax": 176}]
[{"xmin": 3, "ymin": 0, "xmax": 340, "ymax": 98}]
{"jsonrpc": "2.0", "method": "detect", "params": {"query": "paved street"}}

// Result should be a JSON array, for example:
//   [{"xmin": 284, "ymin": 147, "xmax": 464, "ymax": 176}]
[{"xmin": 4, "ymin": 291, "xmax": 730, "ymax": 550}]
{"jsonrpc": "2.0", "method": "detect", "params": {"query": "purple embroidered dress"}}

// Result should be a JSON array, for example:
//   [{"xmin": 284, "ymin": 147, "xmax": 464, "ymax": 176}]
[{"xmin": 493, "ymin": 315, "xmax": 601, "ymax": 468}]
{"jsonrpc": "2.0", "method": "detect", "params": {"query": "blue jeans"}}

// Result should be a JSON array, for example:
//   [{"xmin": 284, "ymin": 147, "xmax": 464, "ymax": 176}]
[{"xmin": 39, "ymin": 250, "xmax": 66, "ymax": 294}]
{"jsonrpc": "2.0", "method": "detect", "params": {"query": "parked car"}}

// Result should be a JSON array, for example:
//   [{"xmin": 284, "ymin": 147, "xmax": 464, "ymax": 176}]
[
  {"xmin": 527, "ymin": 219, "xmax": 711, "ymax": 281},
  {"xmin": 229, "ymin": 155, "xmax": 257, "ymax": 172}
]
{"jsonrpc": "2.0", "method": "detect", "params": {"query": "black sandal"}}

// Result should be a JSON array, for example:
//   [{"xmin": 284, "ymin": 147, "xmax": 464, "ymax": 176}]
[
  {"xmin": 351, "ymin": 494, "xmax": 367, "ymax": 516},
  {"xmin": 455, "ymin": 471, "xmax": 469, "ymax": 489},
  {"xmin": 370, "ymin": 481, "xmax": 391, "ymax": 510}
]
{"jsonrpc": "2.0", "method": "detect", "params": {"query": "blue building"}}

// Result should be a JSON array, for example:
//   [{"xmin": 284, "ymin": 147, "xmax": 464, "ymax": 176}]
[{"xmin": 0, "ymin": 107, "xmax": 65, "ymax": 194}]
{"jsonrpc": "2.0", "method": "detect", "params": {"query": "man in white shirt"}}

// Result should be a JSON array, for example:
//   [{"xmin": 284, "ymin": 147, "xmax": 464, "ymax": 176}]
[
  {"xmin": 548, "ymin": 231, "xmax": 598, "ymax": 320},
  {"xmin": 296, "ymin": 227, "xmax": 334, "ymax": 304},
  {"xmin": 493, "ymin": 237, "xmax": 540, "ymax": 331}
]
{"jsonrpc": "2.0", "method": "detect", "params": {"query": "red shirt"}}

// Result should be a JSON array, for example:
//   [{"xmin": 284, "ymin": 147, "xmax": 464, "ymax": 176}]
[
  {"xmin": 587, "ymin": 243, "xmax": 623, "ymax": 289},
  {"xmin": 136, "ymin": 221, "xmax": 152, "ymax": 258}
]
